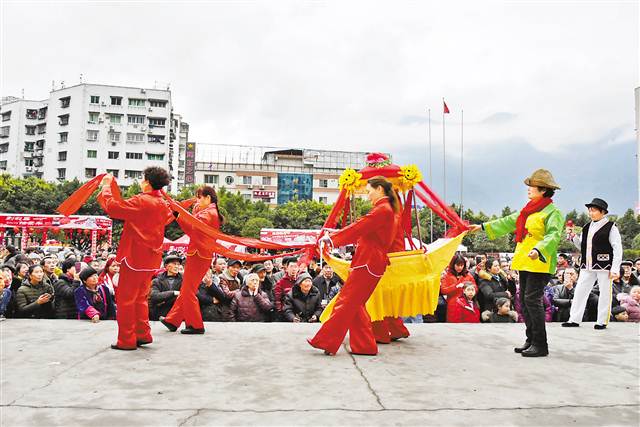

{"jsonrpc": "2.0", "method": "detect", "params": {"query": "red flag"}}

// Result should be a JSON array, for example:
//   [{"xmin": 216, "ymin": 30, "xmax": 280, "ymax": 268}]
[{"xmin": 443, "ymin": 100, "xmax": 450, "ymax": 114}]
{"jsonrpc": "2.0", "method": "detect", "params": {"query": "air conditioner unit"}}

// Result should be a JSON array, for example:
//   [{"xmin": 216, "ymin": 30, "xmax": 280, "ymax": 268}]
[
  {"xmin": 109, "ymin": 126, "xmax": 114, "ymax": 131},
  {"xmin": 111, "ymin": 142, "xmax": 117, "ymax": 146},
  {"xmin": 25, "ymin": 166, "xmax": 33, "ymax": 172},
  {"xmin": 247, "ymin": 185, "xmax": 253, "ymax": 189},
  {"xmin": 260, "ymin": 185, "xmax": 265, "ymax": 189},
  {"xmin": 148, "ymin": 108, "xmax": 153, "ymax": 112},
  {"xmin": 98, "ymin": 118, "xmax": 104, "ymax": 123},
  {"xmin": 101, "ymin": 102, "xmax": 106, "ymax": 106},
  {"xmin": 140, "ymin": 89, "xmax": 146, "ymax": 94},
  {"xmin": 133, "ymin": 124, "xmax": 138, "ymax": 128},
  {"xmin": 140, "ymin": 127, "xmax": 147, "ymax": 132}
]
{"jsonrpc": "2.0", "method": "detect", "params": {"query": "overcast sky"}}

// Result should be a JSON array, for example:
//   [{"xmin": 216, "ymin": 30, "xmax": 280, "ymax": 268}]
[{"xmin": 1, "ymin": 1, "xmax": 638, "ymax": 213}]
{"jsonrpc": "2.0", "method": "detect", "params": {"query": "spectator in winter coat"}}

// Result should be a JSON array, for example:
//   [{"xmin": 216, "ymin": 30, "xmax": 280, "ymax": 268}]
[
  {"xmin": 274, "ymin": 256, "xmax": 299, "ymax": 318},
  {"xmin": 227, "ymin": 273, "xmax": 273, "ymax": 322},
  {"xmin": 15, "ymin": 265, "xmax": 55, "ymax": 319},
  {"xmin": 441, "ymin": 254, "xmax": 477, "ymax": 322},
  {"xmin": 197, "ymin": 269, "xmax": 226, "ymax": 322},
  {"xmin": 150, "ymin": 255, "xmax": 183, "ymax": 321},
  {"xmin": 611, "ymin": 306, "xmax": 629, "ymax": 322},
  {"xmin": 482, "ymin": 297, "xmax": 518, "ymax": 323},
  {"xmin": 447, "ymin": 282, "xmax": 480, "ymax": 323},
  {"xmin": 40, "ymin": 256, "xmax": 58, "ymax": 288},
  {"xmin": 74, "ymin": 267, "xmax": 116, "ymax": 322},
  {"xmin": 251, "ymin": 264, "xmax": 275, "ymax": 302},
  {"xmin": 283, "ymin": 273, "xmax": 323, "ymax": 323},
  {"xmin": 215, "ymin": 259, "xmax": 243, "ymax": 320},
  {"xmin": 618, "ymin": 286, "xmax": 640, "ymax": 322},
  {"xmin": 54, "ymin": 258, "xmax": 82, "ymax": 319},
  {"xmin": 312, "ymin": 264, "xmax": 343, "ymax": 306},
  {"xmin": 478, "ymin": 258, "xmax": 516, "ymax": 313},
  {"xmin": 0, "ymin": 270, "xmax": 12, "ymax": 318},
  {"xmin": 551, "ymin": 268, "xmax": 578, "ymax": 322}
]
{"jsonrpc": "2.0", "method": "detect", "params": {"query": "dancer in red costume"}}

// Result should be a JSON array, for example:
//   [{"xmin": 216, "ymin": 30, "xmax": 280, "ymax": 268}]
[
  {"xmin": 308, "ymin": 176, "xmax": 400, "ymax": 356},
  {"xmin": 161, "ymin": 186, "xmax": 223, "ymax": 334},
  {"xmin": 371, "ymin": 212, "xmax": 410, "ymax": 344},
  {"xmin": 98, "ymin": 167, "xmax": 172, "ymax": 350}
]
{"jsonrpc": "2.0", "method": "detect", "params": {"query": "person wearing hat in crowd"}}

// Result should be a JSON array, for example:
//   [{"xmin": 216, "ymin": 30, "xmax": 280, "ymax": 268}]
[
  {"xmin": 611, "ymin": 305, "xmax": 628, "ymax": 322},
  {"xmin": 283, "ymin": 273, "xmax": 323, "ymax": 323},
  {"xmin": 53, "ymin": 258, "xmax": 82, "ymax": 319},
  {"xmin": 216, "ymin": 259, "xmax": 243, "ymax": 320},
  {"xmin": 563, "ymin": 198, "xmax": 623, "ymax": 330},
  {"xmin": 74, "ymin": 267, "xmax": 116, "ymax": 322},
  {"xmin": 151, "ymin": 254, "xmax": 183, "ymax": 322},
  {"xmin": 633, "ymin": 259, "xmax": 640, "ymax": 280},
  {"xmin": 274, "ymin": 256, "xmax": 300, "ymax": 321},
  {"xmin": 161, "ymin": 185, "xmax": 224, "ymax": 335},
  {"xmin": 470, "ymin": 169, "xmax": 564, "ymax": 357},
  {"xmin": 615, "ymin": 260, "xmax": 639, "ymax": 294},
  {"xmin": 226, "ymin": 272, "xmax": 273, "ymax": 322},
  {"xmin": 250, "ymin": 263, "xmax": 276, "ymax": 321},
  {"xmin": 98, "ymin": 166, "xmax": 173, "ymax": 350}
]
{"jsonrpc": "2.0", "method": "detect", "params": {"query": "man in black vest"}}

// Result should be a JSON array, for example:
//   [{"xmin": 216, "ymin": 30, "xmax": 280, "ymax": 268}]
[{"xmin": 563, "ymin": 198, "xmax": 622, "ymax": 329}]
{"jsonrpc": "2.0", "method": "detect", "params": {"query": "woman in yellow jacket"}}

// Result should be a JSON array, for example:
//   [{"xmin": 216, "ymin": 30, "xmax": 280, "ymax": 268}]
[{"xmin": 470, "ymin": 169, "xmax": 564, "ymax": 357}]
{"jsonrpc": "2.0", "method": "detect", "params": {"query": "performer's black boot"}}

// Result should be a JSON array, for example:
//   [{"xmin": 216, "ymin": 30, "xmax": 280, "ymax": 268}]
[
  {"xmin": 561, "ymin": 322, "xmax": 579, "ymax": 327},
  {"xmin": 514, "ymin": 342, "xmax": 531, "ymax": 353},
  {"xmin": 521, "ymin": 345, "xmax": 549, "ymax": 357},
  {"xmin": 181, "ymin": 326, "xmax": 205, "ymax": 335},
  {"xmin": 159, "ymin": 317, "xmax": 178, "ymax": 332}
]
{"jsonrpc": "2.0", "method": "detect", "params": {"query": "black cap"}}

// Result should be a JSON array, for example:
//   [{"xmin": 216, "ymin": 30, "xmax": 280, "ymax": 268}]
[
  {"xmin": 251, "ymin": 264, "xmax": 266, "ymax": 274},
  {"xmin": 585, "ymin": 198, "xmax": 608, "ymax": 213},
  {"xmin": 163, "ymin": 254, "xmax": 183, "ymax": 265},
  {"xmin": 61, "ymin": 258, "xmax": 76, "ymax": 273},
  {"xmin": 612, "ymin": 306, "xmax": 627, "ymax": 316},
  {"xmin": 79, "ymin": 266, "xmax": 98, "ymax": 283},
  {"xmin": 227, "ymin": 259, "xmax": 242, "ymax": 267}
]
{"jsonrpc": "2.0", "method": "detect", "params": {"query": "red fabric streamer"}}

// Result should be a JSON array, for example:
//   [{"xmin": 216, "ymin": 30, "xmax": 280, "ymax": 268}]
[
  {"xmin": 57, "ymin": 173, "xmax": 107, "ymax": 216},
  {"xmin": 515, "ymin": 197, "xmax": 553, "ymax": 243}
]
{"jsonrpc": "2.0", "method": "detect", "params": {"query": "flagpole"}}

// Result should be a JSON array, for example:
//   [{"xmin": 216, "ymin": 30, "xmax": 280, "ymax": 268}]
[
  {"xmin": 460, "ymin": 109, "xmax": 464, "ymax": 221},
  {"xmin": 428, "ymin": 108, "xmax": 433, "ymax": 243},
  {"xmin": 443, "ymin": 98, "xmax": 447, "ymax": 235}
]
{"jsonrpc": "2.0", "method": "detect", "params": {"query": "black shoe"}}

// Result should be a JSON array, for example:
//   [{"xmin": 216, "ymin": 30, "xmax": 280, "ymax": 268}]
[
  {"xmin": 521, "ymin": 345, "xmax": 549, "ymax": 357},
  {"xmin": 514, "ymin": 342, "xmax": 532, "ymax": 353},
  {"xmin": 561, "ymin": 322, "xmax": 579, "ymax": 327},
  {"xmin": 594, "ymin": 324, "xmax": 607, "ymax": 330},
  {"xmin": 159, "ymin": 317, "xmax": 178, "ymax": 332},
  {"xmin": 110, "ymin": 344, "xmax": 137, "ymax": 351},
  {"xmin": 181, "ymin": 326, "xmax": 205, "ymax": 335},
  {"xmin": 136, "ymin": 340, "xmax": 152, "ymax": 347}
]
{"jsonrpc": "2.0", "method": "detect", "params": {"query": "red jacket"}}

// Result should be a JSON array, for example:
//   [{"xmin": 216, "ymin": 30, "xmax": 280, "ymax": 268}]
[
  {"xmin": 330, "ymin": 197, "xmax": 398, "ymax": 276},
  {"xmin": 440, "ymin": 270, "xmax": 477, "ymax": 300},
  {"xmin": 98, "ymin": 187, "xmax": 172, "ymax": 270},
  {"xmin": 178, "ymin": 203, "xmax": 221, "ymax": 258},
  {"xmin": 448, "ymin": 295, "xmax": 480, "ymax": 323},
  {"xmin": 274, "ymin": 274, "xmax": 296, "ymax": 312}
]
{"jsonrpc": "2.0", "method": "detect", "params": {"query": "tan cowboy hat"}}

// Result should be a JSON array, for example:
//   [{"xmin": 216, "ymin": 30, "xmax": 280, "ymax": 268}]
[{"xmin": 524, "ymin": 169, "xmax": 561, "ymax": 189}]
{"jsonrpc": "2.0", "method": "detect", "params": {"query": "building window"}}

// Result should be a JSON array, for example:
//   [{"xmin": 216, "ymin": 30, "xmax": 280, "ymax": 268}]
[
  {"xmin": 225, "ymin": 176, "xmax": 234, "ymax": 185},
  {"xmin": 90, "ymin": 95, "xmax": 100, "ymax": 104},
  {"xmin": 128, "ymin": 115, "xmax": 145, "ymax": 125},
  {"xmin": 58, "ymin": 114, "xmax": 69, "ymax": 126},
  {"xmin": 148, "ymin": 135, "xmax": 165, "ymax": 143},
  {"xmin": 24, "ymin": 141, "xmax": 34, "ymax": 152},
  {"xmin": 25, "ymin": 158, "xmax": 34, "ymax": 167},
  {"xmin": 0, "ymin": 143, "xmax": 8, "ymax": 153},
  {"xmin": 262, "ymin": 176, "xmax": 272, "ymax": 186},
  {"xmin": 58, "ymin": 151, "xmax": 67, "ymax": 161},
  {"xmin": 88, "ymin": 112, "xmax": 100, "ymax": 123},
  {"xmin": 106, "ymin": 169, "xmax": 119, "ymax": 178},
  {"xmin": 0, "ymin": 160, "xmax": 8, "ymax": 170},
  {"xmin": 319, "ymin": 179, "xmax": 328, "ymax": 188},
  {"xmin": 0, "ymin": 126, "xmax": 9, "ymax": 138},
  {"xmin": 37, "ymin": 124, "xmax": 46, "ymax": 134},
  {"xmin": 57, "ymin": 168, "xmax": 66, "ymax": 179},
  {"xmin": 38, "ymin": 107, "xmax": 47, "ymax": 120},
  {"xmin": 149, "ymin": 99, "xmax": 167, "ymax": 108},
  {"xmin": 108, "ymin": 114, "xmax": 122, "ymax": 124},
  {"xmin": 148, "ymin": 118, "xmax": 166, "ymax": 127},
  {"xmin": 26, "ymin": 109, "xmax": 38, "ymax": 119},
  {"xmin": 2, "ymin": 111, "xmax": 11, "ymax": 121},
  {"xmin": 128, "ymin": 98, "xmax": 145, "ymax": 107},
  {"xmin": 87, "ymin": 130, "xmax": 98, "ymax": 141},
  {"xmin": 35, "ymin": 140, "xmax": 45, "ymax": 150},
  {"xmin": 109, "ymin": 132, "xmax": 121, "ymax": 142},
  {"xmin": 242, "ymin": 176, "xmax": 252, "ymax": 185},
  {"xmin": 87, "ymin": 150, "xmax": 97, "ymax": 158},
  {"xmin": 25, "ymin": 125, "xmax": 35, "ymax": 135},
  {"xmin": 146, "ymin": 153, "xmax": 165, "ymax": 161},
  {"xmin": 60, "ymin": 97, "xmax": 71, "ymax": 108},
  {"xmin": 85, "ymin": 168, "xmax": 97, "ymax": 178},
  {"xmin": 108, "ymin": 151, "xmax": 119, "ymax": 159},
  {"xmin": 110, "ymin": 96, "xmax": 122, "ymax": 106},
  {"xmin": 126, "ymin": 133, "xmax": 144, "ymax": 143},
  {"xmin": 204, "ymin": 174, "xmax": 218, "ymax": 184},
  {"xmin": 59, "ymin": 132, "xmax": 68, "ymax": 143},
  {"xmin": 126, "ymin": 152, "xmax": 143, "ymax": 160},
  {"xmin": 124, "ymin": 169, "xmax": 143, "ymax": 179},
  {"xmin": 319, "ymin": 197, "xmax": 328, "ymax": 204},
  {"xmin": 242, "ymin": 194, "xmax": 251, "ymax": 201}
]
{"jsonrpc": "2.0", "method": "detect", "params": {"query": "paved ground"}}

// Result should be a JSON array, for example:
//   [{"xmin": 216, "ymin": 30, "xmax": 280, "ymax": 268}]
[{"xmin": 1, "ymin": 320, "xmax": 638, "ymax": 426}]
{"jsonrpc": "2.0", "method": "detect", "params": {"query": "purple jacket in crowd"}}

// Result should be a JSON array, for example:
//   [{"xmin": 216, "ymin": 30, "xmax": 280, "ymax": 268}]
[{"xmin": 74, "ymin": 284, "xmax": 116, "ymax": 320}]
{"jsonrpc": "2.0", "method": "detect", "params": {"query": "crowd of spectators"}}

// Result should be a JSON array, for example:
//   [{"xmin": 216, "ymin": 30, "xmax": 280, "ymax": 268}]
[{"xmin": 1, "ymin": 243, "xmax": 639, "ymax": 326}]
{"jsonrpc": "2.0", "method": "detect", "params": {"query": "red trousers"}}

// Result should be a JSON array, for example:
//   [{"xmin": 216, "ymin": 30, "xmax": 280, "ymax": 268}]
[
  {"xmin": 115, "ymin": 263, "xmax": 155, "ymax": 349},
  {"xmin": 164, "ymin": 253, "xmax": 211, "ymax": 330},
  {"xmin": 371, "ymin": 317, "xmax": 410, "ymax": 344},
  {"xmin": 309, "ymin": 268, "xmax": 382, "ymax": 355}
]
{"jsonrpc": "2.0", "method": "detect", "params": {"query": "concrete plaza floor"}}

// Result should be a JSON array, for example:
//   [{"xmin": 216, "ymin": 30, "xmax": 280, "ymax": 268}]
[{"xmin": 1, "ymin": 320, "xmax": 638, "ymax": 426}]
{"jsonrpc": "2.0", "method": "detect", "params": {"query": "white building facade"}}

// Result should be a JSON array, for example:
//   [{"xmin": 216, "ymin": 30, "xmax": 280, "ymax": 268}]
[
  {"xmin": 0, "ymin": 84, "xmax": 188, "ymax": 192},
  {"xmin": 194, "ymin": 144, "xmax": 372, "ymax": 206}
]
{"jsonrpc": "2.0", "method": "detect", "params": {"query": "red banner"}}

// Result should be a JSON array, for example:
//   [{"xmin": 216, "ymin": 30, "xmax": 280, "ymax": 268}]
[
  {"xmin": 260, "ymin": 229, "xmax": 321, "ymax": 247},
  {"xmin": 0, "ymin": 214, "xmax": 112, "ymax": 230}
]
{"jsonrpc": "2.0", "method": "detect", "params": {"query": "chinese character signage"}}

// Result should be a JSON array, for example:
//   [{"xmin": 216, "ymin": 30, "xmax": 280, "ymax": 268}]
[
  {"xmin": 253, "ymin": 190, "xmax": 276, "ymax": 199},
  {"xmin": 185, "ymin": 142, "xmax": 196, "ymax": 185}
]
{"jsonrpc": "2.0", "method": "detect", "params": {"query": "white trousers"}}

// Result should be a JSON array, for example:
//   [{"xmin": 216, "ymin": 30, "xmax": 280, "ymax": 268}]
[{"xmin": 568, "ymin": 270, "xmax": 612, "ymax": 325}]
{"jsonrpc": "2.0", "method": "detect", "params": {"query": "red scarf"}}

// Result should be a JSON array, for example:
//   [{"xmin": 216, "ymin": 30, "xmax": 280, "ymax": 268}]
[{"xmin": 515, "ymin": 197, "xmax": 553, "ymax": 243}]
